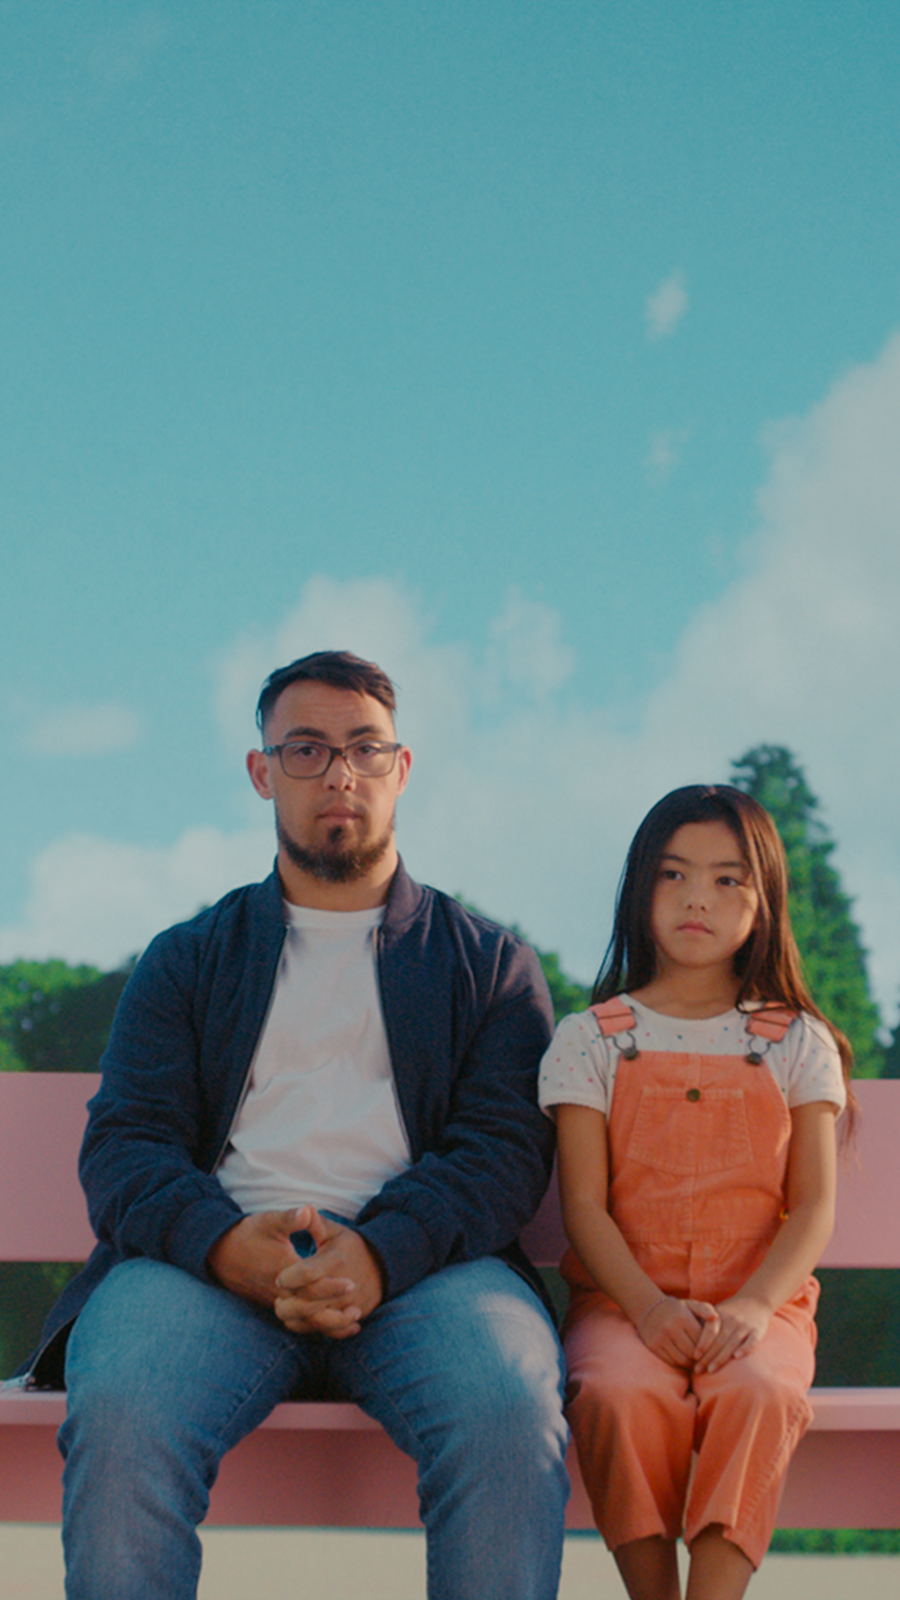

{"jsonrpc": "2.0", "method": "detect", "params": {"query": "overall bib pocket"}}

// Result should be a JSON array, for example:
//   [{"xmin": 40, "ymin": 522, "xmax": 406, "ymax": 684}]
[{"xmin": 626, "ymin": 1085, "xmax": 754, "ymax": 1175}]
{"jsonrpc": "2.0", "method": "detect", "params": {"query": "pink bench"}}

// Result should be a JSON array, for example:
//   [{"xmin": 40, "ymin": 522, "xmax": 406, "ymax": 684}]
[{"xmin": 2, "ymin": 1073, "xmax": 899, "ymax": 1529}]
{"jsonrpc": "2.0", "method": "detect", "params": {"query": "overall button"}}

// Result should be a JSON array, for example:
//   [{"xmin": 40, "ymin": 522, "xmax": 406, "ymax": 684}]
[{"xmin": 686, "ymin": 1087, "xmax": 701, "ymax": 1102}]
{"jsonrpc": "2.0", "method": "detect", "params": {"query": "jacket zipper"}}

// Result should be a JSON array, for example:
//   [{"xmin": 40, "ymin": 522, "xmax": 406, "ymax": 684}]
[
  {"xmin": 373, "ymin": 924, "xmax": 415, "ymax": 1162},
  {"xmin": 210, "ymin": 921, "xmax": 289, "ymax": 1174}
]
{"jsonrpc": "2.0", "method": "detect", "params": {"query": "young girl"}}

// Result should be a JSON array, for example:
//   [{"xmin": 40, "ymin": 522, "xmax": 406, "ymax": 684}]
[{"xmin": 539, "ymin": 785, "xmax": 849, "ymax": 1600}]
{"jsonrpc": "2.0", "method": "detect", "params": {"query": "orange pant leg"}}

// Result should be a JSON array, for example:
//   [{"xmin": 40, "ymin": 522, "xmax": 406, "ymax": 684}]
[
  {"xmin": 563, "ymin": 1295, "xmax": 697, "ymax": 1549},
  {"xmin": 686, "ymin": 1310, "xmax": 815, "ymax": 1569}
]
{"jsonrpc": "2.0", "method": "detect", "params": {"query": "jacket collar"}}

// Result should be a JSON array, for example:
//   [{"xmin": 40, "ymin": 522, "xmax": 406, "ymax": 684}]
[
  {"xmin": 265, "ymin": 855, "xmax": 427, "ymax": 937},
  {"xmin": 382, "ymin": 857, "xmax": 427, "ymax": 935}
]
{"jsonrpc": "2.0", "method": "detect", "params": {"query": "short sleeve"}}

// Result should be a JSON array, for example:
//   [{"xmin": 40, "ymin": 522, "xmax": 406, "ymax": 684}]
[
  {"xmin": 783, "ymin": 1013, "xmax": 847, "ymax": 1114},
  {"xmin": 538, "ymin": 1010, "xmax": 613, "ymax": 1118}
]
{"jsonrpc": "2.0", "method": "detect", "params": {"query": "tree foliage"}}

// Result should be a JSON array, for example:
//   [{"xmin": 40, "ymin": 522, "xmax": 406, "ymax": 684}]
[
  {"xmin": 0, "ymin": 959, "xmax": 132, "ymax": 1073},
  {"xmin": 534, "ymin": 946, "xmax": 591, "ymax": 1023},
  {"xmin": 731, "ymin": 746, "xmax": 884, "ymax": 1076},
  {"xmin": 454, "ymin": 896, "xmax": 590, "ymax": 1023},
  {"xmin": 0, "ymin": 1262, "xmax": 80, "ymax": 1380}
]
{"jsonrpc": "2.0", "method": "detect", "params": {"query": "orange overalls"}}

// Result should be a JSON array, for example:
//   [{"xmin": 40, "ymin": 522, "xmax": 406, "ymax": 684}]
[{"xmin": 563, "ymin": 1000, "xmax": 817, "ymax": 1569}]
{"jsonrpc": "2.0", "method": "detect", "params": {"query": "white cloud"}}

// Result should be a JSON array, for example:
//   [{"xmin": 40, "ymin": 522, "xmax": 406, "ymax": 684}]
[
  {"xmin": 213, "ymin": 573, "xmax": 472, "ymax": 768},
  {"xmin": 645, "ymin": 427, "xmax": 688, "ymax": 479},
  {"xmin": 646, "ymin": 270, "xmax": 689, "ymax": 339},
  {"xmin": 24, "ymin": 702, "xmax": 142, "ymax": 756},
  {"xmin": 632, "ymin": 331, "xmax": 900, "ymax": 1014},
  {"xmin": 485, "ymin": 588, "xmax": 575, "ymax": 703},
  {"xmin": 4, "ymin": 334, "xmax": 900, "ymax": 1023},
  {"xmin": 210, "ymin": 332, "xmax": 900, "ymax": 1022},
  {"xmin": 0, "ymin": 828, "xmax": 273, "ymax": 970}
]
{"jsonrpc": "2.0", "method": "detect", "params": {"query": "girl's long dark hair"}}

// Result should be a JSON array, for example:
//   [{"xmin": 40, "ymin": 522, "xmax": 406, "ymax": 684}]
[{"xmin": 593, "ymin": 784, "xmax": 854, "ymax": 1096}]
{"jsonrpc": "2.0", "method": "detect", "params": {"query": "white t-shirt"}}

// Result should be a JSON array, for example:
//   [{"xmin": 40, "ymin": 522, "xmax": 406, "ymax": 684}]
[
  {"xmin": 216, "ymin": 902, "xmax": 411, "ymax": 1220},
  {"xmin": 538, "ymin": 997, "xmax": 846, "ymax": 1120}
]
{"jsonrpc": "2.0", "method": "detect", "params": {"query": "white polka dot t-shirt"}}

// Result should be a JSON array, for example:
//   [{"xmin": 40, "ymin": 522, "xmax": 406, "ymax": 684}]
[{"xmin": 538, "ymin": 997, "xmax": 846, "ymax": 1120}]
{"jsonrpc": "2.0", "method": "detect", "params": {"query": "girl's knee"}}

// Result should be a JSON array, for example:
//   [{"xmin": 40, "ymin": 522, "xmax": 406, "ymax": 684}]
[
  {"xmin": 701, "ymin": 1354, "xmax": 809, "ymax": 1414},
  {"xmin": 568, "ymin": 1382, "xmax": 669, "ymax": 1480},
  {"xmin": 567, "ymin": 1361, "xmax": 684, "ymax": 1434},
  {"xmin": 695, "ymin": 1362, "xmax": 813, "ymax": 1458}
]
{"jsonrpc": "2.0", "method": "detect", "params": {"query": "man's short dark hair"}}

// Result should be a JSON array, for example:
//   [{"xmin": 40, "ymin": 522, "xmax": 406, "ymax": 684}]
[{"xmin": 256, "ymin": 650, "xmax": 398, "ymax": 732}]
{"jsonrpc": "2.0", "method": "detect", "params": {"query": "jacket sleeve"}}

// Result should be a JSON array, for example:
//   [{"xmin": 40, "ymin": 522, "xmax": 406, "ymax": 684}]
[
  {"xmin": 355, "ymin": 928, "xmax": 556, "ymax": 1300},
  {"xmin": 78, "ymin": 930, "xmax": 246, "ymax": 1283}
]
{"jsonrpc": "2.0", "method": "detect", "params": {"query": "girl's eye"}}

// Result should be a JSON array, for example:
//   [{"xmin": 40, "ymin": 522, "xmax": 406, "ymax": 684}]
[{"xmin": 659, "ymin": 868, "xmax": 681, "ymax": 881}]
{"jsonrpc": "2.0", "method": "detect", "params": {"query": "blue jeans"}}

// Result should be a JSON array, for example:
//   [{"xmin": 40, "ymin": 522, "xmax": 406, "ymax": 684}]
[{"xmin": 59, "ymin": 1257, "xmax": 569, "ymax": 1599}]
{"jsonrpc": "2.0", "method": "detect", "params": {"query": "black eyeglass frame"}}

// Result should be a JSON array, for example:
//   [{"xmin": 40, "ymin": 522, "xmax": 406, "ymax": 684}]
[{"xmin": 261, "ymin": 739, "xmax": 403, "ymax": 779}]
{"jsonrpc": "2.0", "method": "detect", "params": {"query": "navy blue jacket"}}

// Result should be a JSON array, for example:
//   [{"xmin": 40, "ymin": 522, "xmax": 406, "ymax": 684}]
[{"xmin": 27, "ymin": 862, "xmax": 555, "ymax": 1385}]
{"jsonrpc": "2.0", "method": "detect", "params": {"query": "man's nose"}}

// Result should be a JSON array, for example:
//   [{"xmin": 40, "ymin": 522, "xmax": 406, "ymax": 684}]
[{"xmin": 324, "ymin": 753, "xmax": 356, "ymax": 787}]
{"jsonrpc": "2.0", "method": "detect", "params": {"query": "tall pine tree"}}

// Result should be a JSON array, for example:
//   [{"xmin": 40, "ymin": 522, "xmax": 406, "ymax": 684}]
[{"xmin": 731, "ymin": 746, "xmax": 884, "ymax": 1077}]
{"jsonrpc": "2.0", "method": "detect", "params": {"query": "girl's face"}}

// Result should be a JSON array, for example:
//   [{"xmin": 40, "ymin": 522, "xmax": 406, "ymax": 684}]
[{"xmin": 649, "ymin": 820, "xmax": 760, "ymax": 979}]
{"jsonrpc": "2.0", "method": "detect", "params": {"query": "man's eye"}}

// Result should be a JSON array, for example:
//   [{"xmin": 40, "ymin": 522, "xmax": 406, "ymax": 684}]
[
  {"xmin": 289, "ymin": 743, "xmax": 324, "ymax": 759},
  {"xmin": 352, "ymin": 742, "xmax": 380, "ymax": 756}
]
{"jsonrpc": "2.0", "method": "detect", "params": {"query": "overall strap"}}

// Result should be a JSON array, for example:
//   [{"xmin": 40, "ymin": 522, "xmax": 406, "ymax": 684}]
[
  {"xmin": 746, "ymin": 1004, "xmax": 797, "ymax": 1044},
  {"xmin": 590, "ymin": 998, "xmax": 638, "ymax": 1036}
]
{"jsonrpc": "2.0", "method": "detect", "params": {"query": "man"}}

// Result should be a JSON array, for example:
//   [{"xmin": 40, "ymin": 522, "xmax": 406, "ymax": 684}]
[{"xmin": 29, "ymin": 650, "xmax": 569, "ymax": 1599}]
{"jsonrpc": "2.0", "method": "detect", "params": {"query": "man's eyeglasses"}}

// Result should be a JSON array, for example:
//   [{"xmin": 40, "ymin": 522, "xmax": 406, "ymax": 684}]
[{"xmin": 262, "ymin": 740, "xmax": 402, "ymax": 780}]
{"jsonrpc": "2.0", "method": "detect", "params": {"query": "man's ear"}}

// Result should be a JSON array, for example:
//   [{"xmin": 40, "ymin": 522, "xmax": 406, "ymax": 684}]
[
  {"xmin": 395, "ymin": 745, "xmax": 412, "ymax": 796},
  {"xmin": 246, "ymin": 748, "xmax": 274, "ymax": 800}
]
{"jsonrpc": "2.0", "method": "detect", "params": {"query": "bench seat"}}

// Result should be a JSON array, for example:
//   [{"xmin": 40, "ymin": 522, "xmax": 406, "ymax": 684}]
[{"xmin": 2, "ymin": 1075, "xmax": 899, "ymax": 1530}]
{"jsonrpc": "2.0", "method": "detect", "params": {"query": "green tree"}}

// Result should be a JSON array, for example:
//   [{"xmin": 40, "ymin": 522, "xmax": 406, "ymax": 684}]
[
  {"xmin": 1, "ymin": 960, "xmax": 104, "ymax": 1071},
  {"xmin": 454, "ymin": 897, "xmax": 591, "ymax": 1023},
  {"xmin": 0, "ymin": 959, "xmax": 136, "ymax": 1373},
  {"xmin": 534, "ymin": 946, "xmax": 591, "ymax": 1023},
  {"xmin": 0, "ymin": 1262, "xmax": 80, "ymax": 1380},
  {"xmin": 0, "ymin": 959, "xmax": 132, "ymax": 1073},
  {"xmin": 731, "ymin": 746, "xmax": 884, "ymax": 1077}
]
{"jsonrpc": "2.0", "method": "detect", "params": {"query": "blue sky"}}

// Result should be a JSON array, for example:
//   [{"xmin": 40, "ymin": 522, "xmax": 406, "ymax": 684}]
[{"xmin": 2, "ymin": 1, "xmax": 900, "ymax": 1022}]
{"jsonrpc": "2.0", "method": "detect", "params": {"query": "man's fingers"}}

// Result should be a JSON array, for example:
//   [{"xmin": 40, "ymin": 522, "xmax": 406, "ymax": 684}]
[
  {"xmin": 300, "ymin": 1206, "xmax": 335, "ymax": 1249},
  {"xmin": 274, "ymin": 1296, "xmax": 363, "ymax": 1337},
  {"xmin": 276, "ymin": 1272, "xmax": 355, "ymax": 1301},
  {"xmin": 287, "ymin": 1205, "xmax": 314, "ymax": 1232},
  {"xmin": 245, "ymin": 1206, "xmax": 313, "ymax": 1241}
]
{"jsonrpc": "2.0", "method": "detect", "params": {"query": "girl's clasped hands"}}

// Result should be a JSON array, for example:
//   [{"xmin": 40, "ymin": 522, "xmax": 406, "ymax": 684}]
[{"xmin": 637, "ymin": 1292, "xmax": 771, "ymax": 1374}]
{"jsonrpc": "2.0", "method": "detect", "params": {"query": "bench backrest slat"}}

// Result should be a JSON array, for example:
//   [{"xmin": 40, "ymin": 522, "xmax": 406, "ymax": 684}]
[
  {"xmin": 523, "ymin": 1078, "xmax": 900, "ymax": 1269},
  {"xmin": 2, "ymin": 1074, "xmax": 899, "ymax": 1269},
  {"xmin": 0, "ymin": 1074, "xmax": 99, "ymax": 1260}
]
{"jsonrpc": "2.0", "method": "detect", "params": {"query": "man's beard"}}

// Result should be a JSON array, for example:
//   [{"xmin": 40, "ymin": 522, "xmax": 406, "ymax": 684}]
[{"xmin": 276, "ymin": 814, "xmax": 394, "ymax": 884}]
